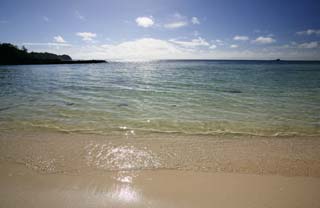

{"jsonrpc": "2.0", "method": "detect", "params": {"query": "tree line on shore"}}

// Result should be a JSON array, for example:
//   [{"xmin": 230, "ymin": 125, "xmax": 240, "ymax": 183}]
[
  {"xmin": 0, "ymin": 43, "xmax": 73, "ymax": 65},
  {"xmin": 0, "ymin": 43, "xmax": 106, "ymax": 65}
]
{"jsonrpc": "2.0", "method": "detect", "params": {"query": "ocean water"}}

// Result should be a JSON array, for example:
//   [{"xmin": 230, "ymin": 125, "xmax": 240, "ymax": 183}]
[{"xmin": 0, "ymin": 60, "xmax": 319, "ymax": 137}]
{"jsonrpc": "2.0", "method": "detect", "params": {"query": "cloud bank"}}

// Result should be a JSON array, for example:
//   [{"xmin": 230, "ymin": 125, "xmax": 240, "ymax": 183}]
[
  {"xmin": 24, "ymin": 36, "xmax": 319, "ymax": 61},
  {"xmin": 297, "ymin": 29, "xmax": 320, "ymax": 35},
  {"xmin": 169, "ymin": 37, "xmax": 209, "ymax": 47},
  {"xmin": 298, "ymin": 41, "xmax": 318, "ymax": 49}
]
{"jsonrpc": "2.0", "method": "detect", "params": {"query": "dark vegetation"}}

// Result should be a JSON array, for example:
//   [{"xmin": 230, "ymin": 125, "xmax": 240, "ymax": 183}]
[{"xmin": 0, "ymin": 43, "xmax": 106, "ymax": 65}]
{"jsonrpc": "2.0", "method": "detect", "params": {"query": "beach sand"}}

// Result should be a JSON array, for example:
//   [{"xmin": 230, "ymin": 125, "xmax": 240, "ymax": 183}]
[
  {"xmin": 0, "ymin": 131, "xmax": 320, "ymax": 207},
  {"xmin": 1, "ymin": 162, "xmax": 320, "ymax": 208}
]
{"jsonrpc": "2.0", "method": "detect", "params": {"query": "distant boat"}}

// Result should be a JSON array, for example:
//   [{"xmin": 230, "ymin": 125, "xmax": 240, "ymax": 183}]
[{"xmin": 275, "ymin": 59, "xmax": 281, "ymax": 62}]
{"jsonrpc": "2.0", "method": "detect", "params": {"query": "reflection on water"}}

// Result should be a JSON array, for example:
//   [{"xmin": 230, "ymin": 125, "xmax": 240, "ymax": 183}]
[
  {"xmin": 109, "ymin": 184, "xmax": 140, "ymax": 203},
  {"xmin": 109, "ymin": 171, "xmax": 140, "ymax": 203},
  {"xmin": 86, "ymin": 144, "xmax": 149, "ymax": 204},
  {"xmin": 85, "ymin": 143, "xmax": 161, "ymax": 171},
  {"xmin": 114, "ymin": 171, "xmax": 136, "ymax": 183}
]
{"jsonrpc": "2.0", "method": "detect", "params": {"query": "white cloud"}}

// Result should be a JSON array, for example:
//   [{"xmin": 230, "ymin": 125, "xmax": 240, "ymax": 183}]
[
  {"xmin": 164, "ymin": 13, "xmax": 189, "ymax": 29},
  {"xmin": 135, "ymin": 16, "xmax": 154, "ymax": 28},
  {"xmin": 191, "ymin": 17, "xmax": 200, "ymax": 24},
  {"xmin": 252, "ymin": 36, "xmax": 276, "ymax": 44},
  {"xmin": 76, "ymin": 32, "xmax": 97, "ymax": 41},
  {"xmin": 75, "ymin": 11, "xmax": 85, "ymax": 20},
  {"xmin": 233, "ymin": 35, "xmax": 249, "ymax": 41},
  {"xmin": 297, "ymin": 29, "xmax": 320, "ymax": 35},
  {"xmin": 209, "ymin": 44, "xmax": 217, "ymax": 49},
  {"xmin": 43, "ymin": 16, "xmax": 49, "ymax": 22},
  {"xmin": 169, "ymin": 37, "xmax": 209, "ymax": 47},
  {"xmin": 298, "ymin": 41, "xmax": 318, "ymax": 49},
  {"xmin": 54, "ymin": 35, "xmax": 66, "ymax": 43},
  {"xmin": 164, "ymin": 21, "xmax": 188, "ymax": 29},
  {"xmin": 230, "ymin": 44, "xmax": 239, "ymax": 48},
  {"xmin": 22, "ymin": 42, "xmax": 71, "ymax": 47}
]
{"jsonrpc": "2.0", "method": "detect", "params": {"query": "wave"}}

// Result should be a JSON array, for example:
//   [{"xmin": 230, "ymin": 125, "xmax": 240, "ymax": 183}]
[{"xmin": 2, "ymin": 120, "xmax": 319, "ymax": 138}]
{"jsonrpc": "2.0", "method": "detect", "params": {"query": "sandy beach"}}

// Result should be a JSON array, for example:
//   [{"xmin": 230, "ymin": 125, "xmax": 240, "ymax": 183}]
[
  {"xmin": 0, "ymin": 131, "xmax": 320, "ymax": 207},
  {"xmin": 1, "ymin": 0, "xmax": 320, "ymax": 206},
  {"xmin": 1, "ymin": 162, "xmax": 320, "ymax": 208}
]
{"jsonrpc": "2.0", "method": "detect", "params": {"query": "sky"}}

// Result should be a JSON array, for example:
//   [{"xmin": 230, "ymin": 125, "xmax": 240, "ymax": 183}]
[{"xmin": 1, "ymin": 0, "xmax": 320, "ymax": 60}]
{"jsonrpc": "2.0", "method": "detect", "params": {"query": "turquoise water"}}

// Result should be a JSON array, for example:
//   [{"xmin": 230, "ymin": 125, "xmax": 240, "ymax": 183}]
[{"xmin": 0, "ymin": 60, "xmax": 319, "ymax": 137}]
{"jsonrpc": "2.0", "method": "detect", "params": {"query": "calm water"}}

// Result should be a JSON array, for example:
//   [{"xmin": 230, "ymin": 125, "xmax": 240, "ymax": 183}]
[{"xmin": 0, "ymin": 61, "xmax": 319, "ymax": 137}]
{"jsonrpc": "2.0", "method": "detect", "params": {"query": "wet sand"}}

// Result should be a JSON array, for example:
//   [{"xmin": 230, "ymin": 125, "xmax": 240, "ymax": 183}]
[
  {"xmin": 0, "ymin": 131, "xmax": 320, "ymax": 207},
  {"xmin": 1, "ymin": 162, "xmax": 320, "ymax": 208}
]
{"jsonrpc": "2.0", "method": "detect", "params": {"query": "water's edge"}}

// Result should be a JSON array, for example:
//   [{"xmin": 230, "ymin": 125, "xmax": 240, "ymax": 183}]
[{"xmin": 1, "ymin": 131, "xmax": 319, "ymax": 177}]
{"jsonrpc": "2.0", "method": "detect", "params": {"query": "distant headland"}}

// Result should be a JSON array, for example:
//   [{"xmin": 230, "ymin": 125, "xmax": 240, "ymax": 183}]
[{"xmin": 0, "ymin": 43, "xmax": 107, "ymax": 65}]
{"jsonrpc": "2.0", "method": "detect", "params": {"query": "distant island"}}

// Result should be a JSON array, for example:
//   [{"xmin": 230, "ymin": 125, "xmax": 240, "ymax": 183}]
[{"xmin": 0, "ymin": 43, "xmax": 107, "ymax": 65}]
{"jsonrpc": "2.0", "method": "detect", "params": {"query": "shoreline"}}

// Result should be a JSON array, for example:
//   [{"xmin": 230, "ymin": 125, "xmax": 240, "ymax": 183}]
[
  {"xmin": 1, "ymin": 131, "xmax": 319, "ymax": 176},
  {"xmin": 0, "ymin": 59, "xmax": 107, "ymax": 66}
]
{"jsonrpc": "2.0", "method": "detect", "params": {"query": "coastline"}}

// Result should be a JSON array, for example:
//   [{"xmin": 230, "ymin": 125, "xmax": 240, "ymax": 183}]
[
  {"xmin": 0, "ymin": 59, "xmax": 107, "ymax": 65},
  {"xmin": 0, "ymin": 42, "xmax": 107, "ymax": 65}
]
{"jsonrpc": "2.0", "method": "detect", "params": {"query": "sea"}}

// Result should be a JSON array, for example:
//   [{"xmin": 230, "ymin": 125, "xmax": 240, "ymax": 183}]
[{"xmin": 0, "ymin": 60, "xmax": 319, "ymax": 138}]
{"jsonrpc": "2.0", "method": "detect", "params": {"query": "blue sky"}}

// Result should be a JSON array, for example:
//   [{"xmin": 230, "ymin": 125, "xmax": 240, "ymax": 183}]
[{"xmin": 1, "ymin": 0, "xmax": 320, "ymax": 60}]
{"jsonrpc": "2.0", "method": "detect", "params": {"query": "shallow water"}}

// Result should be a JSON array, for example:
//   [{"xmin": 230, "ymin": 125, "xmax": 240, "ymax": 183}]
[{"xmin": 0, "ymin": 60, "xmax": 319, "ymax": 137}]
